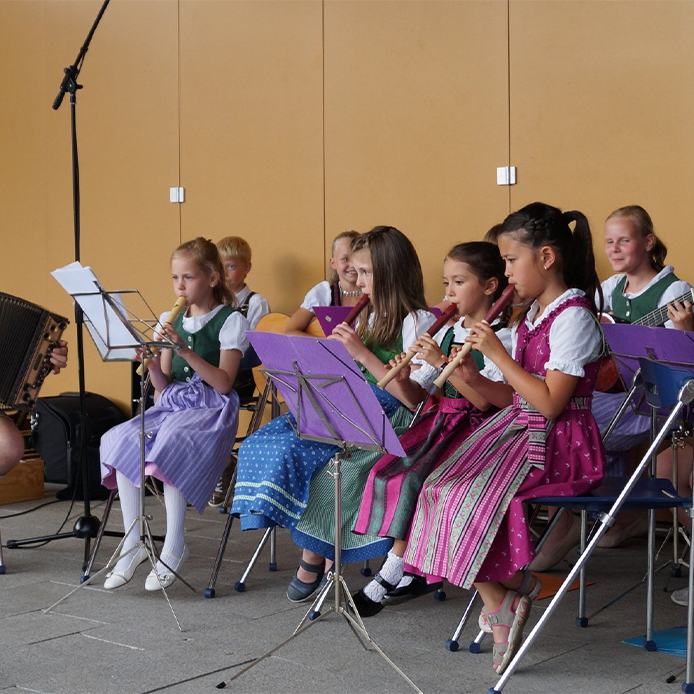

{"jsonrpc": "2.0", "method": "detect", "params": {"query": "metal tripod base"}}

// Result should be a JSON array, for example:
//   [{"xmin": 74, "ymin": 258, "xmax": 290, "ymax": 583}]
[
  {"xmin": 217, "ymin": 452, "xmax": 422, "ymax": 692},
  {"xmin": 217, "ymin": 571, "xmax": 422, "ymax": 693},
  {"xmin": 43, "ymin": 515, "xmax": 193, "ymax": 631}
]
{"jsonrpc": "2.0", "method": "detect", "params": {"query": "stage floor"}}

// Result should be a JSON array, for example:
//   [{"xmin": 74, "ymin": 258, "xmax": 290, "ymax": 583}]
[{"xmin": 0, "ymin": 485, "xmax": 690, "ymax": 694}]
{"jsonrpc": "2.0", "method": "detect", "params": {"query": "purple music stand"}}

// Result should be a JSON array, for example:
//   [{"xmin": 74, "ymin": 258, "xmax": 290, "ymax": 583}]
[
  {"xmin": 217, "ymin": 333, "xmax": 420, "ymax": 692},
  {"xmin": 603, "ymin": 323, "xmax": 694, "ymax": 423},
  {"xmin": 314, "ymin": 305, "xmax": 441, "ymax": 336}
]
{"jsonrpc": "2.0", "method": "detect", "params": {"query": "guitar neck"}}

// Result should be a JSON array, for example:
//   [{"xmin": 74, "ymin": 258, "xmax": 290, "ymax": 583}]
[{"xmin": 632, "ymin": 289, "xmax": 694, "ymax": 327}]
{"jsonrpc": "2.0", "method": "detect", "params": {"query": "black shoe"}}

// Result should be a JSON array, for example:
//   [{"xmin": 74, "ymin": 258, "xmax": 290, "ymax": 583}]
[
  {"xmin": 351, "ymin": 589, "xmax": 385, "ymax": 618},
  {"xmin": 382, "ymin": 574, "xmax": 443, "ymax": 604},
  {"xmin": 286, "ymin": 558, "xmax": 326, "ymax": 603}
]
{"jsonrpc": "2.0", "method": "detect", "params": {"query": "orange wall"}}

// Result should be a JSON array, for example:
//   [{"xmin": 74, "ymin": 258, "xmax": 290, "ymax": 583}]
[{"xmin": 2, "ymin": 0, "xmax": 693, "ymax": 409}]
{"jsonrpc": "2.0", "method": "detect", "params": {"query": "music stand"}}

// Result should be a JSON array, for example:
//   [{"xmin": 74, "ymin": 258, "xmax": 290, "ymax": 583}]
[
  {"xmin": 216, "ymin": 332, "xmax": 422, "ymax": 693},
  {"xmin": 492, "ymin": 326, "xmax": 694, "ymax": 693},
  {"xmin": 43, "ymin": 264, "xmax": 192, "ymax": 630}
]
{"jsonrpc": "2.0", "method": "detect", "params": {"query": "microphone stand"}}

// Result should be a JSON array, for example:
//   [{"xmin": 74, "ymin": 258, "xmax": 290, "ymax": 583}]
[{"xmin": 7, "ymin": 0, "xmax": 112, "ymax": 565}]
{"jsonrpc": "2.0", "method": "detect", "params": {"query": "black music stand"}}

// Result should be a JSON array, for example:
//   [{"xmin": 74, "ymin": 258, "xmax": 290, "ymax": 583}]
[
  {"xmin": 216, "ymin": 332, "xmax": 422, "ymax": 693},
  {"xmin": 492, "ymin": 325, "xmax": 694, "ymax": 694},
  {"xmin": 43, "ymin": 271, "xmax": 192, "ymax": 629}
]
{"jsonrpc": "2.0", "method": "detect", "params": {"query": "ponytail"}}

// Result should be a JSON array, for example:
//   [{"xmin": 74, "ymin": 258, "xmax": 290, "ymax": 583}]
[
  {"xmin": 650, "ymin": 236, "xmax": 668, "ymax": 272},
  {"xmin": 564, "ymin": 211, "xmax": 603, "ymax": 314},
  {"xmin": 500, "ymin": 202, "xmax": 602, "ymax": 315}
]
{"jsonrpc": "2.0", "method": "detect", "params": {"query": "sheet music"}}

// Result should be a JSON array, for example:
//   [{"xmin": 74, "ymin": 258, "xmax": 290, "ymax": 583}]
[{"xmin": 51, "ymin": 262, "xmax": 142, "ymax": 360}]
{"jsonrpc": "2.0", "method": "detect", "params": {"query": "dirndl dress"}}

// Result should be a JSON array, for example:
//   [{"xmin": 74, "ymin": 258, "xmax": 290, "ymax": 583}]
[
  {"xmin": 231, "ymin": 384, "xmax": 402, "ymax": 533},
  {"xmin": 100, "ymin": 374, "xmax": 240, "ymax": 514},
  {"xmin": 354, "ymin": 396, "xmax": 492, "ymax": 541},
  {"xmin": 404, "ymin": 295, "xmax": 606, "ymax": 589}
]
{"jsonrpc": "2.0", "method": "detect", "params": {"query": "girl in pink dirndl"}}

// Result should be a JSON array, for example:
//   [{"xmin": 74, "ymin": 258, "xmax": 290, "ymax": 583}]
[
  {"xmin": 404, "ymin": 202, "xmax": 606, "ymax": 675},
  {"xmin": 351, "ymin": 241, "xmax": 514, "ymax": 615}
]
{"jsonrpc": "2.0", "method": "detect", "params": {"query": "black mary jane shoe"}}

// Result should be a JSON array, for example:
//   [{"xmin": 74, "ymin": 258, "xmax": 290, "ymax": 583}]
[
  {"xmin": 351, "ymin": 589, "xmax": 385, "ymax": 617},
  {"xmin": 286, "ymin": 558, "xmax": 326, "ymax": 603},
  {"xmin": 382, "ymin": 574, "xmax": 444, "ymax": 604},
  {"xmin": 350, "ymin": 573, "xmax": 398, "ymax": 618}
]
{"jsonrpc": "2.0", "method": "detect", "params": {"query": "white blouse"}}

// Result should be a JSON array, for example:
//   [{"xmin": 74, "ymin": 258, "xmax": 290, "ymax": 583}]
[
  {"xmin": 300, "ymin": 281, "xmax": 334, "ymax": 312},
  {"xmin": 235, "ymin": 285, "xmax": 271, "ymax": 330},
  {"xmin": 598, "ymin": 266, "xmax": 692, "ymax": 330},
  {"xmin": 357, "ymin": 309, "xmax": 437, "ymax": 355},
  {"xmin": 511, "ymin": 289, "xmax": 602, "ymax": 378},
  {"xmin": 158, "ymin": 304, "xmax": 250, "ymax": 355},
  {"xmin": 411, "ymin": 317, "xmax": 512, "ymax": 393}
]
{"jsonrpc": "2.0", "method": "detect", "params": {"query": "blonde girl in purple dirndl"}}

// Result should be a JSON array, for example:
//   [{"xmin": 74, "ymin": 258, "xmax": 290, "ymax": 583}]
[
  {"xmin": 100, "ymin": 238, "xmax": 249, "ymax": 591},
  {"xmin": 404, "ymin": 203, "xmax": 607, "ymax": 675}
]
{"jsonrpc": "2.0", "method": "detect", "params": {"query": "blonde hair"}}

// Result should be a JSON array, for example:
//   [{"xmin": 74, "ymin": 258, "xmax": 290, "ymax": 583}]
[
  {"xmin": 171, "ymin": 237, "xmax": 235, "ymax": 307},
  {"xmin": 351, "ymin": 226, "xmax": 428, "ymax": 350},
  {"xmin": 328, "ymin": 230, "xmax": 360, "ymax": 285},
  {"xmin": 606, "ymin": 205, "xmax": 667, "ymax": 272},
  {"xmin": 217, "ymin": 236, "xmax": 252, "ymax": 265}
]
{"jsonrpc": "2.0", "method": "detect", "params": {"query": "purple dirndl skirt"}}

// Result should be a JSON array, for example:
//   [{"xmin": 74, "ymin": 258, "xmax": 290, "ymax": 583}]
[{"xmin": 100, "ymin": 374, "xmax": 239, "ymax": 513}]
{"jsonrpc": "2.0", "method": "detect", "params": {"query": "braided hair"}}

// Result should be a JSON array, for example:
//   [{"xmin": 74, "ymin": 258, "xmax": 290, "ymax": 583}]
[{"xmin": 499, "ymin": 202, "xmax": 603, "ymax": 315}]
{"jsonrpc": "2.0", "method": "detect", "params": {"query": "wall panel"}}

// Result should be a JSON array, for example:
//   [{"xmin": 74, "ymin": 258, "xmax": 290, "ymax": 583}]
[
  {"xmin": 324, "ymin": 0, "xmax": 510, "ymax": 304},
  {"xmin": 178, "ymin": 0, "xmax": 324, "ymax": 315},
  {"xmin": 1, "ymin": 1, "xmax": 180, "ymax": 410},
  {"xmin": 508, "ymin": 0, "xmax": 694, "ymax": 285}
]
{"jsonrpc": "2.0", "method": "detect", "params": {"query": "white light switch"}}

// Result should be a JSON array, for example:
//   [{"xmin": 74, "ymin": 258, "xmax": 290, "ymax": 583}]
[{"xmin": 496, "ymin": 166, "xmax": 517, "ymax": 186}]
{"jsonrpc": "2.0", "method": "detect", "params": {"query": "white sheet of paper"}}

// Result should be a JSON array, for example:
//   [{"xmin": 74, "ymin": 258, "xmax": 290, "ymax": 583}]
[{"xmin": 51, "ymin": 262, "xmax": 141, "ymax": 361}]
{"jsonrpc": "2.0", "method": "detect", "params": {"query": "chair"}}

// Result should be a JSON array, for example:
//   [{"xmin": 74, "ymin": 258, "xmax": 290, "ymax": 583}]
[
  {"xmin": 204, "ymin": 376, "xmax": 279, "ymax": 598},
  {"xmin": 444, "ymin": 359, "xmax": 694, "ymax": 663},
  {"xmin": 488, "ymin": 358, "xmax": 694, "ymax": 693}
]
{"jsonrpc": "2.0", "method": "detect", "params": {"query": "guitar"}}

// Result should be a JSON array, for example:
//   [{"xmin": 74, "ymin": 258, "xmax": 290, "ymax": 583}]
[
  {"xmin": 596, "ymin": 289, "xmax": 694, "ymax": 391},
  {"xmin": 599, "ymin": 288, "xmax": 694, "ymax": 327}
]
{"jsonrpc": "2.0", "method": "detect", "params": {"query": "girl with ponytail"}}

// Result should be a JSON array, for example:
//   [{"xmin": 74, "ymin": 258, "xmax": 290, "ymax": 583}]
[{"xmin": 402, "ymin": 203, "xmax": 606, "ymax": 675}]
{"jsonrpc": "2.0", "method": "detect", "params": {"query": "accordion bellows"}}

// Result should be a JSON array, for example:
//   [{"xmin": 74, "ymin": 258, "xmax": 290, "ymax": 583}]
[{"xmin": 0, "ymin": 292, "xmax": 69, "ymax": 411}]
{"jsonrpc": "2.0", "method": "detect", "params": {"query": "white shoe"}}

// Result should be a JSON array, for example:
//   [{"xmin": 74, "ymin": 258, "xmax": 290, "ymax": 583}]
[
  {"xmin": 103, "ymin": 547, "xmax": 148, "ymax": 590},
  {"xmin": 145, "ymin": 547, "xmax": 189, "ymax": 591},
  {"xmin": 672, "ymin": 587, "xmax": 689, "ymax": 606}
]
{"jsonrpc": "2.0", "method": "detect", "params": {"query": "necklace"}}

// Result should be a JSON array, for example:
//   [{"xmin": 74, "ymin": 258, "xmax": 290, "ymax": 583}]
[{"xmin": 340, "ymin": 284, "xmax": 362, "ymax": 297}]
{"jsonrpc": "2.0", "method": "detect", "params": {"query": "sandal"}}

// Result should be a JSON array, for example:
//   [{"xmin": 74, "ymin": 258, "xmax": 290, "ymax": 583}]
[
  {"xmin": 351, "ymin": 572, "xmax": 399, "ymax": 618},
  {"xmin": 479, "ymin": 570, "xmax": 541, "ymax": 633},
  {"xmin": 487, "ymin": 590, "xmax": 531, "ymax": 675},
  {"xmin": 286, "ymin": 558, "xmax": 325, "ymax": 603}
]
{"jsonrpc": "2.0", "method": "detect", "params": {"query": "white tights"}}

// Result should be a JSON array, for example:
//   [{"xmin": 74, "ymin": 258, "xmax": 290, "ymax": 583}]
[{"xmin": 113, "ymin": 470, "xmax": 188, "ymax": 575}]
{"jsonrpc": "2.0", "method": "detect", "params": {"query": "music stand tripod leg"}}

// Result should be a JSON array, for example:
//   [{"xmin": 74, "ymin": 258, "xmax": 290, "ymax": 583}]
[
  {"xmin": 217, "ymin": 450, "xmax": 422, "ymax": 693},
  {"xmin": 45, "ymin": 366, "xmax": 192, "ymax": 630}
]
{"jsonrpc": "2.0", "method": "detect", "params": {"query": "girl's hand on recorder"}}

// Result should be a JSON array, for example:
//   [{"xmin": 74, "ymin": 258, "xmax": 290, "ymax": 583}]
[
  {"xmin": 465, "ymin": 322, "xmax": 506, "ymax": 363},
  {"xmin": 385, "ymin": 352, "xmax": 412, "ymax": 383},
  {"xmin": 328, "ymin": 322, "xmax": 369, "ymax": 362},
  {"xmin": 413, "ymin": 334, "xmax": 447, "ymax": 369}
]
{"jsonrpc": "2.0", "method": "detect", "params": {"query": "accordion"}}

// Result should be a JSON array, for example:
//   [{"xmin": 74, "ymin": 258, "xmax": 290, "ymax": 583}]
[{"xmin": 0, "ymin": 292, "xmax": 69, "ymax": 411}]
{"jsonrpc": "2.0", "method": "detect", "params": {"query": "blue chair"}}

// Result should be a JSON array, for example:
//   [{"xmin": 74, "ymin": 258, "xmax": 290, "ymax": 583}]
[{"xmin": 489, "ymin": 358, "xmax": 694, "ymax": 694}]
